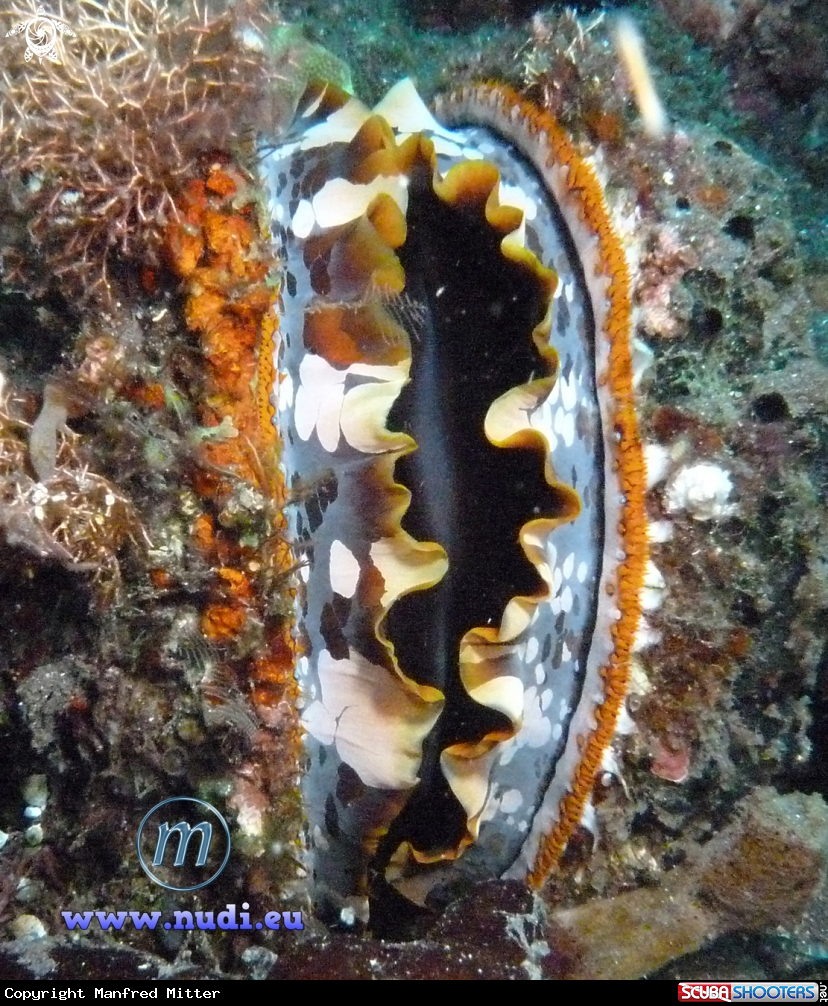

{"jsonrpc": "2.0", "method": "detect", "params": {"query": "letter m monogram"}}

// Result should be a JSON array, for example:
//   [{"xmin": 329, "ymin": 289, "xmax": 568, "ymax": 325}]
[{"xmin": 153, "ymin": 820, "xmax": 213, "ymax": 867}]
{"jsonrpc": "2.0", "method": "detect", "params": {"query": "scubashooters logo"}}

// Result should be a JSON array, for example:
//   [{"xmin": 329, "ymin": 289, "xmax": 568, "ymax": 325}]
[
  {"xmin": 136, "ymin": 797, "xmax": 231, "ymax": 892},
  {"xmin": 4, "ymin": 4, "xmax": 75, "ymax": 64}
]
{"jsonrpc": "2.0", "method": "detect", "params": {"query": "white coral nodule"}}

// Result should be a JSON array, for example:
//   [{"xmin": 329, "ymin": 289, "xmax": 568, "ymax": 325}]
[{"xmin": 664, "ymin": 462, "xmax": 736, "ymax": 521}]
